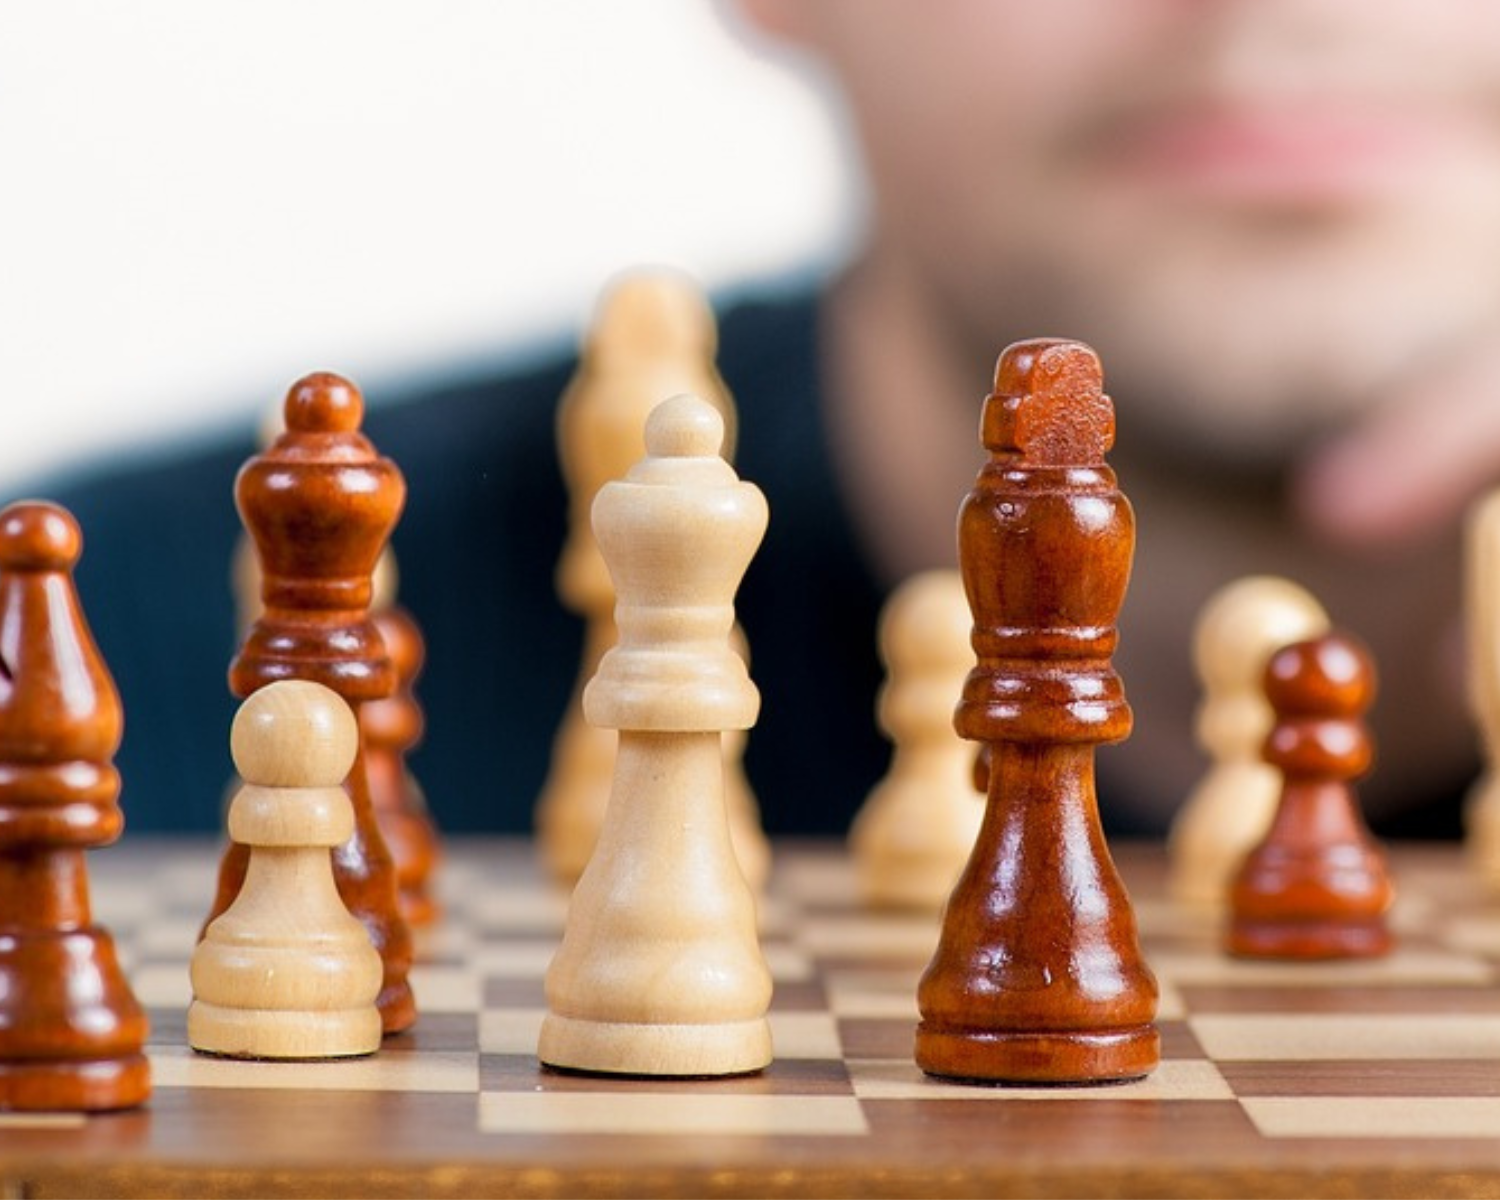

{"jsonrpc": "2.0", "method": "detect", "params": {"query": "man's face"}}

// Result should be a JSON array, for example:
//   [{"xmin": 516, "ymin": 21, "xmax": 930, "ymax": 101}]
[{"xmin": 761, "ymin": 0, "xmax": 1500, "ymax": 463}]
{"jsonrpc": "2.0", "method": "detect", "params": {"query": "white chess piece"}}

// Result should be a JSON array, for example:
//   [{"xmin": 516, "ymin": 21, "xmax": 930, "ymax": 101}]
[
  {"xmin": 189, "ymin": 680, "xmax": 382, "ymax": 1059},
  {"xmin": 849, "ymin": 570, "xmax": 984, "ymax": 909},
  {"xmin": 1168, "ymin": 576, "xmax": 1329, "ymax": 907},
  {"xmin": 539, "ymin": 394, "xmax": 772, "ymax": 1077},
  {"xmin": 1465, "ymin": 492, "xmax": 1500, "ymax": 889},
  {"xmin": 536, "ymin": 271, "xmax": 769, "ymax": 891}
]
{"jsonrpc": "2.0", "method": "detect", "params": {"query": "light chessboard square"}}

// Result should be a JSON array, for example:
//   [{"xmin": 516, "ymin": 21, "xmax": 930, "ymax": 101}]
[
  {"xmin": 478, "ymin": 1091, "xmax": 869, "ymax": 1136},
  {"xmin": 148, "ymin": 1044, "xmax": 479, "ymax": 1092},
  {"xmin": 1191, "ymin": 1014, "xmax": 1500, "ymax": 1061},
  {"xmin": 478, "ymin": 1008, "xmax": 842, "ymax": 1060},
  {"xmin": 1243, "ymin": 1096, "xmax": 1500, "ymax": 1139}
]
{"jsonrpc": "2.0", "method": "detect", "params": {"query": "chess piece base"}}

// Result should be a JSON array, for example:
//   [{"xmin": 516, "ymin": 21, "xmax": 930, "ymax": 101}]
[
  {"xmin": 188, "ymin": 1002, "xmax": 382, "ymax": 1060},
  {"xmin": 0, "ymin": 928, "xmax": 150, "ymax": 1111},
  {"xmin": 211, "ymin": 845, "xmax": 418, "ymax": 1037},
  {"xmin": 0, "ymin": 1053, "xmax": 151, "ymax": 1112},
  {"xmin": 537, "ymin": 1014, "xmax": 772, "ymax": 1078},
  {"xmin": 398, "ymin": 887, "xmax": 439, "ymax": 928},
  {"xmin": 1167, "ymin": 765, "xmax": 1283, "ymax": 910},
  {"xmin": 535, "ymin": 695, "xmax": 616, "ymax": 886},
  {"xmin": 1227, "ymin": 917, "xmax": 1393, "ymax": 959},
  {"xmin": 362, "ymin": 929, "xmax": 418, "ymax": 1028},
  {"xmin": 372, "ymin": 781, "xmax": 442, "ymax": 929},
  {"xmin": 854, "ymin": 850, "xmax": 968, "ymax": 911},
  {"xmin": 1465, "ymin": 781, "xmax": 1500, "ymax": 894},
  {"xmin": 376, "ymin": 807, "xmax": 441, "ymax": 927},
  {"xmin": 914, "ymin": 1022, "xmax": 1160, "ymax": 1086},
  {"xmin": 1168, "ymin": 853, "xmax": 1246, "ymax": 911}
]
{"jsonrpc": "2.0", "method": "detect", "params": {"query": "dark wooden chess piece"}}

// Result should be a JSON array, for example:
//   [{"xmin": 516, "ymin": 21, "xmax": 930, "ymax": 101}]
[
  {"xmin": 364, "ymin": 605, "xmax": 440, "ymax": 927},
  {"xmin": 915, "ymin": 339, "xmax": 1159, "ymax": 1085},
  {"xmin": 204, "ymin": 371, "xmax": 416, "ymax": 1034},
  {"xmin": 1228, "ymin": 631, "xmax": 1394, "ymax": 958},
  {"xmin": 0, "ymin": 502, "xmax": 150, "ymax": 1110}
]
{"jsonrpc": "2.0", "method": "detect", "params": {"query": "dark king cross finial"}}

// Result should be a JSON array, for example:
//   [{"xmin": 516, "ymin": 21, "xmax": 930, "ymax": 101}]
[{"xmin": 915, "ymin": 339, "xmax": 1160, "ymax": 1086}]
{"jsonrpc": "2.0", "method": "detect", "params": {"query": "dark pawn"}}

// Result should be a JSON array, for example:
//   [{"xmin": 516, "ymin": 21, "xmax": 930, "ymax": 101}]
[
  {"xmin": 364, "ymin": 606, "xmax": 441, "ymax": 927},
  {"xmin": 916, "ymin": 339, "xmax": 1159, "ymax": 1086},
  {"xmin": 0, "ymin": 502, "xmax": 150, "ymax": 1110},
  {"xmin": 204, "ymin": 372, "xmax": 416, "ymax": 1034},
  {"xmin": 1228, "ymin": 632, "xmax": 1394, "ymax": 958}
]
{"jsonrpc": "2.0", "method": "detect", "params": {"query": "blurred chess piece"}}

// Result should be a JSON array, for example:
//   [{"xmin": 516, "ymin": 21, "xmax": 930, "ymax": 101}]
[
  {"xmin": 723, "ymin": 625, "xmax": 771, "ymax": 892},
  {"xmin": 190, "ymin": 680, "xmax": 383, "ymax": 1059},
  {"xmin": 849, "ymin": 570, "xmax": 983, "ymax": 909},
  {"xmin": 360, "ymin": 556, "xmax": 440, "ymax": 927},
  {"xmin": 1465, "ymin": 490, "xmax": 1500, "ymax": 889},
  {"xmin": 539, "ymin": 395, "xmax": 772, "ymax": 1077},
  {"xmin": 0, "ymin": 502, "xmax": 150, "ymax": 1110},
  {"xmin": 536, "ymin": 269, "xmax": 767, "ymax": 891},
  {"xmin": 364, "ymin": 600, "xmax": 441, "ymax": 927},
  {"xmin": 1168, "ymin": 576, "xmax": 1330, "ymax": 908},
  {"xmin": 1228, "ymin": 632, "xmax": 1394, "ymax": 958}
]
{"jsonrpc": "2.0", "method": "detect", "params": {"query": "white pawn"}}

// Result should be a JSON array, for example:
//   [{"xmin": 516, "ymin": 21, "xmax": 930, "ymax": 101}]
[
  {"xmin": 539, "ymin": 394, "xmax": 772, "ymax": 1077},
  {"xmin": 1167, "ymin": 576, "xmax": 1329, "ymax": 907},
  {"xmin": 536, "ymin": 270, "xmax": 769, "ymax": 891},
  {"xmin": 849, "ymin": 570, "xmax": 984, "ymax": 909},
  {"xmin": 1465, "ymin": 491, "xmax": 1500, "ymax": 888},
  {"xmin": 189, "ymin": 680, "xmax": 383, "ymax": 1059}
]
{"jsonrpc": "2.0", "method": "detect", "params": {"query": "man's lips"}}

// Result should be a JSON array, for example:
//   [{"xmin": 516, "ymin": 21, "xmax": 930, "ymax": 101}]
[{"xmin": 1093, "ymin": 102, "xmax": 1449, "ymax": 204}]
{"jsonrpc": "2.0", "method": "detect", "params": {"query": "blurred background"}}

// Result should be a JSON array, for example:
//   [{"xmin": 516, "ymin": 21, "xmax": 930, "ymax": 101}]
[{"xmin": 0, "ymin": 0, "xmax": 853, "ymax": 488}]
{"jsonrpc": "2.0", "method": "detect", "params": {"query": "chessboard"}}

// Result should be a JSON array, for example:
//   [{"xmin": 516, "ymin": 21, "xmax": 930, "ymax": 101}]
[{"xmin": 7, "ymin": 837, "xmax": 1500, "ymax": 1199}]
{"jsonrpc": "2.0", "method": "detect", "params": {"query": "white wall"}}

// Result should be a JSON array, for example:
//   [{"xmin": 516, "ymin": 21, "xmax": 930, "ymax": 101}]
[{"xmin": 0, "ymin": 0, "xmax": 855, "ymax": 486}]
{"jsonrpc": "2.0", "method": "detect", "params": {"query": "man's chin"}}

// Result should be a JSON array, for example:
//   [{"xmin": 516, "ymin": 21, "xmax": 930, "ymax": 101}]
[{"xmin": 1086, "ymin": 333, "xmax": 1374, "ymax": 473}]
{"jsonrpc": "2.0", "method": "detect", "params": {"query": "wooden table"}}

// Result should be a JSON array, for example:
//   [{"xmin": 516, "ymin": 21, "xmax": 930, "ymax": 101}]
[{"xmin": 5, "ymin": 837, "xmax": 1500, "ymax": 1198}]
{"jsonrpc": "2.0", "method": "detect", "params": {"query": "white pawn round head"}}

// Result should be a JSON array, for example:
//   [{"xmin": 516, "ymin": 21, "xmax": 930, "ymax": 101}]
[
  {"xmin": 232, "ymin": 679, "xmax": 359, "ymax": 790},
  {"xmin": 1193, "ymin": 576, "xmax": 1330, "ymax": 693},
  {"xmin": 644, "ymin": 392, "xmax": 725, "ymax": 459}
]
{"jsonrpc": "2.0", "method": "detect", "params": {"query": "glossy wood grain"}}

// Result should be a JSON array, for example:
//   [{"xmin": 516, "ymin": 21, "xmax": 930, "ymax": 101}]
[
  {"xmin": 205, "ymin": 372, "xmax": 415, "ymax": 1034},
  {"xmin": 0, "ymin": 502, "xmax": 149, "ymax": 1110},
  {"xmin": 916, "ymin": 340, "xmax": 1159, "ymax": 1085},
  {"xmin": 1229, "ymin": 631, "xmax": 1395, "ymax": 958}
]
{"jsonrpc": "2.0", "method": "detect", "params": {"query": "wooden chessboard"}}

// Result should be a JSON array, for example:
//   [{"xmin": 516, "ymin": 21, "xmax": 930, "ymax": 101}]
[{"xmin": 7, "ymin": 837, "xmax": 1500, "ymax": 1198}]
